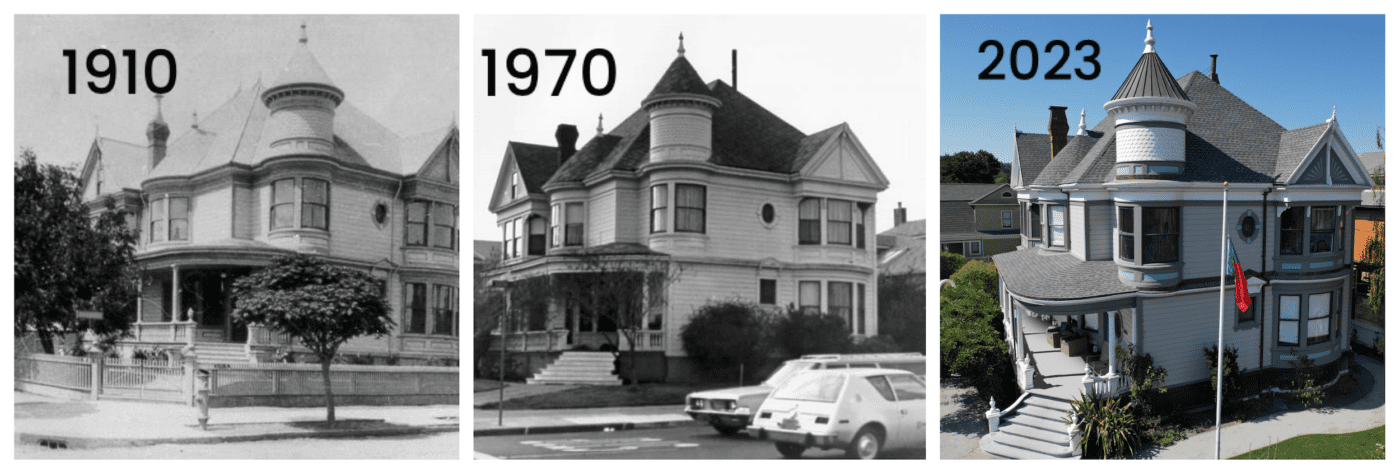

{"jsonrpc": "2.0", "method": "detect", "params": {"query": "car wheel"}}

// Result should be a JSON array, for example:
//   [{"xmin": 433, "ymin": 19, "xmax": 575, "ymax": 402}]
[
  {"xmin": 713, "ymin": 424, "xmax": 741, "ymax": 435},
  {"xmin": 847, "ymin": 426, "xmax": 883, "ymax": 460},
  {"xmin": 775, "ymin": 442, "xmax": 806, "ymax": 459}
]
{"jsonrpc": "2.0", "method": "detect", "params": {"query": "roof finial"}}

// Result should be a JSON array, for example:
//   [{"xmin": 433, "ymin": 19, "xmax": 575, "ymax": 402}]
[
  {"xmin": 597, "ymin": 113, "xmax": 604, "ymax": 136},
  {"xmin": 299, "ymin": 22, "xmax": 308, "ymax": 44},
  {"xmin": 1077, "ymin": 109, "xmax": 1087, "ymax": 136},
  {"xmin": 677, "ymin": 32, "xmax": 685, "ymax": 56},
  {"xmin": 1327, "ymin": 106, "xmax": 1336, "ymax": 124},
  {"xmin": 191, "ymin": 110, "xmax": 198, "ymax": 129},
  {"xmin": 1144, "ymin": 20, "xmax": 1156, "ymax": 54},
  {"xmin": 154, "ymin": 93, "xmax": 165, "ymax": 122}
]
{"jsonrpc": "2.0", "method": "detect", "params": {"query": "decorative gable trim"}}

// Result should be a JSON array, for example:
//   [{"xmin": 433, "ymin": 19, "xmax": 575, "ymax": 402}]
[
  {"xmin": 1286, "ymin": 121, "xmax": 1375, "ymax": 187},
  {"xmin": 796, "ymin": 124, "xmax": 890, "ymax": 188},
  {"xmin": 411, "ymin": 127, "xmax": 459, "ymax": 185},
  {"xmin": 487, "ymin": 147, "xmax": 521, "ymax": 212},
  {"xmin": 969, "ymin": 184, "xmax": 1015, "ymax": 204}
]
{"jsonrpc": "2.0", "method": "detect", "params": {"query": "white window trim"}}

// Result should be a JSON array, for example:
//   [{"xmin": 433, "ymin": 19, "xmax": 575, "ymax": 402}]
[{"xmin": 1002, "ymin": 209, "xmax": 1014, "ymax": 229}]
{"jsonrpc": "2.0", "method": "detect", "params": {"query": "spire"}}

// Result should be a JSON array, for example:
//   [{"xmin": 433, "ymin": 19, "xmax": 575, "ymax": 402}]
[
  {"xmin": 153, "ymin": 94, "xmax": 165, "ymax": 122},
  {"xmin": 1144, "ymin": 20, "xmax": 1155, "ymax": 54},
  {"xmin": 1328, "ymin": 106, "xmax": 1336, "ymax": 124},
  {"xmin": 596, "ymin": 113, "xmax": 604, "ymax": 136},
  {"xmin": 299, "ymin": 22, "xmax": 308, "ymax": 44},
  {"xmin": 677, "ymin": 32, "xmax": 685, "ymax": 56},
  {"xmin": 1077, "ymin": 109, "xmax": 1087, "ymax": 136}
]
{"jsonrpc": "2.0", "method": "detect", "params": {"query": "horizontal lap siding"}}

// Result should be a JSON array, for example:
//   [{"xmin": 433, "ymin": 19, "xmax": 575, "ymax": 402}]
[
  {"xmin": 193, "ymin": 186, "xmax": 233, "ymax": 242},
  {"xmin": 589, "ymin": 184, "xmax": 618, "ymax": 246},
  {"xmin": 328, "ymin": 184, "xmax": 392, "ymax": 261},
  {"xmin": 614, "ymin": 183, "xmax": 642, "ymax": 244},
  {"xmin": 1088, "ymin": 203, "xmax": 1113, "ymax": 260},
  {"xmin": 233, "ymin": 186, "xmax": 257, "ymax": 239},
  {"xmin": 1181, "ymin": 204, "xmax": 1264, "ymax": 280},
  {"xmin": 700, "ymin": 180, "xmax": 798, "ymax": 262},
  {"xmin": 1070, "ymin": 202, "xmax": 1087, "ymax": 259},
  {"xmin": 1141, "ymin": 292, "xmax": 1262, "ymax": 388}
]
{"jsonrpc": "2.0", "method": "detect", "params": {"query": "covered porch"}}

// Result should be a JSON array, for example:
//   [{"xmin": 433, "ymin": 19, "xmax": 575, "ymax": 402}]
[
  {"xmin": 1018, "ymin": 314, "xmax": 1121, "ymax": 400},
  {"xmin": 132, "ymin": 264, "xmax": 257, "ymax": 345}
]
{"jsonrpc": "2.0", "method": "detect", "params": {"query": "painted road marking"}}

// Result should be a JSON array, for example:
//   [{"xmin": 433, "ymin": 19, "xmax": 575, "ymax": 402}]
[{"xmin": 519, "ymin": 437, "xmax": 699, "ymax": 454}]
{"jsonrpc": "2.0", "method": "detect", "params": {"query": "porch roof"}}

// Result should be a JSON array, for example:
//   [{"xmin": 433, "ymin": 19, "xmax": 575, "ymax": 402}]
[{"xmin": 992, "ymin": 248, "xmax": 1133, "ymax": 301}]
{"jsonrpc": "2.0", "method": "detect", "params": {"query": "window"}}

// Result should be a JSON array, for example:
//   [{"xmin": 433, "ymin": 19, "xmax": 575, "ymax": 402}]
[
  {"xmin": 1280, "ymin": 207, "xmax": 1304, "ymax": 255},
  {"xmin": 942, "ymin": 241, "xmax": 980, "ymax": 257},
  {"xmin": 650, "ymin": 184, "xmax": 668, "ymax": 233},
  {"xmin": 675, "ymin": 184, "xmax": 706, "ymax": 233},
  {"xmin": 407, "ymin": 202, "xmax": 428, "ymax": 246},
  {"xmin": 886, "ymin": 373, "xmax": 926, "ymax": 401},
  {"xmin": 432, "ymin": 285, "xmax": 457, "ymax": 336},
  {"xmin": 1307, "ymin": 292, "xmax": 1331, "ymax": 345},
  {"xmin": 1310, "ymin": 207, "xmax": 1337, "ymax": 253},
  {"xmin": 866, "ymin": 376, "xmax": 897, "ymax": 401},
  {"xmin": 799, "ymin": 281, "xmax": 821, "ymax": 314},
  {"xmin": 550, "ymin": 204, "xmax": 561, "ymax": 247},
  {"xmin": 512, "ymin": 218, "xmax": 522, "ymax": 258},
  {"xmin": 970, "ymin": 241, "xmax": 982, "ymax": 255},
  {"xmin": 1002, "ymin": 210, "xmax": 1013, "ymax": 229},
  {"xmin": 828, "ymin": 200, "xmax": 852, "ymax": 245},
  {"xmin": 1279, "ymin": 295, "xmax": 1299, "ymax": 346},
  {"xmin": 857, "ymin": 283, "xmax": 866, "ymax": 335},
  {"xmin": 405, "ymin": 283, "xmax": 427, "ymax": 334},
  {"xmin": 150, "ymin": 197, "xmax": 167, "ymax": 242},
  {"xmin": 761, "ymin": 204, "xmax": 775, "ymax": 224},
  {"xmin": 564, "ymin": 203, "xmax": 584, "ymax": 246},
  {"xmin": 1029, "ymin": 204, "xmax": 1042, "ymax": 239},
  {"xmin": 1238, "ymin": 295, "xmax": 1257, "ymax": 324},
  {"xmin": 1118, "ymin": 206, "xmax": 1134, "ymax": 260},
  {"xmin": 527, "ymin": 216, "xmax": 546, "ymax": 255},
  {"xmin": 301, "ymin": 179, "xmax": 328, "ymax": 229},
  {"xmin": 759, "ymin": 279, "xmax": 777, "ymax": 305},
  {"xmin": 829, "ymin": 282, "xmax": 852, "ymax": 321},
  {"xmin": 271, "ymin": 178, "xmax": 296, "ymax": 230},
  {"xmin": 856, "ymin": 204, "xmax": 867, "ymax": 249},
  {"xmin": 1048, "ymin": 205, "xmax": 1066, "ymax": 247},
  {"xmin": 433, "ymin": 203, "xmax": 456, "ymax": 249},
  {"xmin": 169, "ymin": 197, "xmax": 189, "ymax": 240},
  {"xmin": 799, "ymin": 198, "xmax": 821, "ymax": 244},
  {"xmin": 509, "ymin": 172, "xmax": 519, "ymax": 199},
  {"xmin": 942, "ymin": 242, "xmax": 964, "ymax": 255},
  {"xmin": 1142, "ymin": 207, "xmax": 1179, "ymax": 263}
]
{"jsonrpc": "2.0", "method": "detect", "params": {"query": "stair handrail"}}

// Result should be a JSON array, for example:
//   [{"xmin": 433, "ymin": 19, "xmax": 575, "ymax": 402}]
[{"xmin": 985, "ymin": 391, "xmax": 1032, "ymax": 433}]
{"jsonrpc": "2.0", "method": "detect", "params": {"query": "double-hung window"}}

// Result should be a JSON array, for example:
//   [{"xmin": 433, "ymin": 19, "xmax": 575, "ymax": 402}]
[
  {"xmin": 271, "ymin": 178, "xmax": 296, "ymax": 230},
  {"xmin": 150, "ymin": 197, "xmax": 167, "ymax": 242},
  {"xmin": 650, "ymin": 185, "xmax": 668, "ymax": 233},
  {"xmin": 828, "ymin": 200, "xmax": 852, "ymax": 245},
  {"xmin": 564, "ymin": 203, "xmax": 584, "ymax": 246},
  {"xmin": 1280, "ymin": 207, "xmax": 1304, "ymax": 255},
  {"xmin": 675, "ymin": 184, "xmax": 706, "ymax": 233},
  {"xmin": 1280, "ymin": 206, "xmax": 1343, "ymax": 256},
  {"xmin": 432, "ymin": 285, "xmax": 457, "ymax": 336},
  {"xmin": 1048, "ymin": 205, "xmax": 1066, "ymax": 247},
  {"xmin": 1118, "ymin": 206, "xmax": 1134, "ymax": 260},
  {"xmin": 799, "ymin": 199, "xmax": 822, "ymax": 244},
  {"xmin": 149, "ymin": 197, "xmax": 189, "ymax": 242},
  {"xmin": 408, "ymin": 202, "xmax": 429, "ymax": 246},
  {"xmin": 1307, "ymin": 292, "xmax": 1331, "ymax": 345},
  {"xmin": 828, "ymin": 282, "xmax": 852, "ymax": 320},
  {"xmin": 433, "ymin": 203, "xmax": 456, "ymax": 249},
  {"xmin": 1309, "ymin": 207, "xmax": 1337, "ymax": 253},
  {"xmin": 759, "ymin": 279, "xmax": 777, "ymax": 305},
  {"xmin": 856, "ymin": 283, "xmax": 866, "ymax": 334},
  {"xmin": 855, "ymin": 205, "xmax": 867, "ymax": 249},
  {"xmin": 301, "ymin": 179, "xmax": 329, "ymax": 229},
  {"xmin": 1279, "ymin": 295, "xmax": 1300, "ymax": 346},
  {"xmin": 405, "ymin": 283, "xmax": 427, "ymax": 334},
  {"xmin": 798, "ymin": 281, "xmax": 821, "ymax": 314},
  {"xmin": 1142, "ymin": 207, "xmax": 1179, "ymax": 263},
  {"xmin": 1002, "ymin": 210, "xmax": 1013, "ymax": 229},
  {"xmin": 550, "ymin": 204, "xmax": 562, "ymax": 247},
  {"xmin": 410, "ymin": 201, "xmax": 457, "ymax": 251},
  {"xmin": 1029, "ymin": 204, "xmax": 1042, "ymax": 240}
]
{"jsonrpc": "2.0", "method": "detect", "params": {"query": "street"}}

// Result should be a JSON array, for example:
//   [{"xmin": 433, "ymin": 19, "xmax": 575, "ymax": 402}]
[
  {"xmin": 15, "ymin": 432, "xmax": 458, "ymax": 459},
  {"xmin": 473, "ymin": 425, "xmax": 925, "ymax": 459}
]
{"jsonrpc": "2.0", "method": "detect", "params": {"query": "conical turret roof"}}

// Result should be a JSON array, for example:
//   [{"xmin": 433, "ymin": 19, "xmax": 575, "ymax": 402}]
[
  {"xmin": 1111, "ymin": 52, "xmax": 1190, "ymax": 102},
  {"xmin": 270, "ymin": 42, "xmax": 339, "ymax": 91},
  {"xmin": 643, "ymin": 55, "xmax": 715, "ymax": 104}
]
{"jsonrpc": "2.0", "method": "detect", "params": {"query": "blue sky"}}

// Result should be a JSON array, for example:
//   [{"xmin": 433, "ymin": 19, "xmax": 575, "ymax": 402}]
[{"xmin": 940, "ymin": 14, "xmax": 1385, "ymax": 164}]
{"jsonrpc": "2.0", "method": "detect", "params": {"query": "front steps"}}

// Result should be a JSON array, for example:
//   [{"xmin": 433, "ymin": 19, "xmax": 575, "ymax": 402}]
[
  {"xmin": 527, "ymin": 352, "xmax": 620, "ymax": 386},
  {"xmin": 981, "ymin": 394, "xmax": 1079, "ymax": 459}
]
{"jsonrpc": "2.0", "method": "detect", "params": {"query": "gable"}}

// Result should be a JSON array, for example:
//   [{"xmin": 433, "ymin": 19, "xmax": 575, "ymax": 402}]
[
  {"xmin": 487, "ymin": 149, "xmax": 522, "ymax": 212},
  {"xmin": 1287, "ymin": 124, "xmax": 1373, "ymax": 187},
  {"xmin": 413, "ymin": 128, "xmax": 459, "ymax": 185},
  {"xmin": 799, "ymin": 124, "xmax": 889, "ymax": 187}
]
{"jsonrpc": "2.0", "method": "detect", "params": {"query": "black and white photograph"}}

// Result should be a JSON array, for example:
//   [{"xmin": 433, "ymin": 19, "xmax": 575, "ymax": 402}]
[
  {"xmin": 472, "ymin": 15, "xmax": 927, "ymax": 460},
  {"xmin": 12, "ymin": 14, "xmax": 461, "ymax": 459}
]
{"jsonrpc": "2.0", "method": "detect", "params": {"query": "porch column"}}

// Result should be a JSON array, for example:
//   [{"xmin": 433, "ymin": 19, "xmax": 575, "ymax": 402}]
[
  {"xmin": 171, "ymin": 265, "xmax": 181, "ymax": 341},
  {"xmin": 1107, "ymin": 311, "xmax": 1117, "ymax": 375}
]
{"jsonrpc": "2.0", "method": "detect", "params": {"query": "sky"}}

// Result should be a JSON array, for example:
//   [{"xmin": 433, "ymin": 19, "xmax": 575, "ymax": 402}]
[
  {"xmin": 13, "ymin": 15, "xmax": 459, "ymax": 169},
  {"xmin": 472, "ymin": 15, "xmax": 926, "ymax": 241},
  {"xmin": 941, "ymin": 15, "xmax": 1385, "ymax": 165}
]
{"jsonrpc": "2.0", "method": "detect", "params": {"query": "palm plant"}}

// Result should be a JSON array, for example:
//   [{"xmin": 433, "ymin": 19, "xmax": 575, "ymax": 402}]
[{"xmin": 1066, "ymin": 392, "xmax": 1143, "ymax": 459}]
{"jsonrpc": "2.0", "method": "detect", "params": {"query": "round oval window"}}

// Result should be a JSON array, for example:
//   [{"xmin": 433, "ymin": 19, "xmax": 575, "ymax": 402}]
[
  {"xmin": 1240, "ymin": 215, "xmax": 1256, "ymax": 238},
  {"xmin": 761, "ymin": 204, "xmax": 775, "ymax": 224},
  {"xmin": 372, "ymin": 203, "xmax": 388, "ymax": 225}
]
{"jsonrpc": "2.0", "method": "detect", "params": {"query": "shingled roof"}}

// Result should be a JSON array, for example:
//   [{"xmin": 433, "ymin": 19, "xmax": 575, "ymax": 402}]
[
  {"xmin": 878, "ymin": 219, "xmax": 925, "ymax": 276},
  {"xmin": 1014, "ymin": 131, "xmax": 1053, "ymax": 184},
  {"xmin": 508, "ymin": 142, "xmax": 562, "ymax": 193},
  {"xmin": 993, "ymin": 248, "xmax": 1135, "ymax": 300},
  {"xmin": 1111, "ymin": 52, "xmax": 1189, "ymax": 102},
  {"xmin": 644, "ymin": 55, "xmax": 714, "ymax": 103}
]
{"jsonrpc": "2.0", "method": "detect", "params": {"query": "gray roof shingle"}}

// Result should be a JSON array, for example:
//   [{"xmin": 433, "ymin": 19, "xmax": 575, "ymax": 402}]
[
  {"xmin": 941, "ymin": 183, "xmax": 1003, "ymax": 202},
  {"xmin": 992, "ymin": 248, "xmax": 1135, "ymax": 300},
  {"xmin": 1014, "ymin": 131, "xmax": 1053, "ymax": 184},
  {"xmin": 1111, "ymin": 52, "xmax": 1190, "ymax": 102},
  {"xmin": 1275, "ymin": 123, "xmax": 1330, "ymax": 179}
]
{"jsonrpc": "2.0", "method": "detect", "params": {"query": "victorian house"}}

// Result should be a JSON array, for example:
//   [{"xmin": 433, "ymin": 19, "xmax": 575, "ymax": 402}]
[
  {"xmin": 484, "ymin": 36, "xmax": 889, "ymax": 382},
  {"xmin": 78, "ymin": 27, "xmax": 460, "ymax": 364},
  {"xmin": 984, "ymin": 21, "xmax": 1372, "ymax": 458}
]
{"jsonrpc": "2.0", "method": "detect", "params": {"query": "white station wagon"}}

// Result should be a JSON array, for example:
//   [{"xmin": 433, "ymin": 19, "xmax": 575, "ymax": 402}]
[
  {"xmin": 684, "ymin": 353, "xmax": 925, "ymax": 435},
  {"xmin": 746, "ymin": 368, "xmax": 926, "ymax": 459}
]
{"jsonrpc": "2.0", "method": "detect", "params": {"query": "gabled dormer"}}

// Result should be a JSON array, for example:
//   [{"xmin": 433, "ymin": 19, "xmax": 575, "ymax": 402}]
[
  {"xmin": 489, "ymin": 137, "xmax": 567, "ymax": 261},
  {"xmin": 1283, "ymin": 111, "xmax": 1374, "ymax": 188},
  {"xmin": 795, "ymin": 123, "xmax": 890, "ymax": 191}
]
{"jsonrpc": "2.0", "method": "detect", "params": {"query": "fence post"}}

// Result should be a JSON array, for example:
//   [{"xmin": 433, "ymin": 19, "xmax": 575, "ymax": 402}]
[
  {"xmin": 183, "ymin": 349, "xmax": 198, "ymax": 406},
  {"xmin": 91, "ymin": 357, "xmax": 104, "ymax": 400}
]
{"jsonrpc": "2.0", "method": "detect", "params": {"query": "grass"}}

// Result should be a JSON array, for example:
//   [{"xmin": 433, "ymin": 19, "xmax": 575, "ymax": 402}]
[
  {"xmin": 1230, "ymin": 425, "xmax": 1384, "ymax": 459},
  {"xmin": 475, "ymin": 383, "xmax": 725, "ymax": 410}
]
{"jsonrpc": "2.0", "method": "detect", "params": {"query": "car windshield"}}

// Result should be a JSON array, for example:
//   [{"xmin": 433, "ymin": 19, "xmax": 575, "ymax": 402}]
[
  {"xmin": 772, "ymin": 373, "xmax": 845, "ymax": 403},
  {"xmin": 763, "ymin": 361, "xmax": 820, "ymax": 387}
]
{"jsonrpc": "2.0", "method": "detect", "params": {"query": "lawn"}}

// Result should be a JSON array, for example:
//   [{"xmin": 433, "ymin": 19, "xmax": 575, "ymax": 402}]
[
  {"xmin": 475, "ymin": 383, "xmax": 725, "ymax": 410},
  {"xmin": 1230, "ymin": 425, "xmax": 1384, "ymax": 459}
]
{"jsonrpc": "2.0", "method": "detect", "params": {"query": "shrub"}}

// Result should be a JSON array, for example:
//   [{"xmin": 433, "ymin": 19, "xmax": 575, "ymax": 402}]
[
  {"xmin": 774, "ymin": 307, "xmax": 851, "ymax": 357},
  {"xmin": 1116, "ymin": 344, "xmax": 1168, "ymax": 418},
  {"xmin": 1286, "ymin": 350, "xmax": 1326, "ymax": 408},
  {"xmin": 878, "ymin": 273, "xmax": 927, "ymax": 354},
  {"xmin": 1203, "ymin": 344, "xmax": 1243, "ymax": 414},
  {"xmin": 1068, "ymin": 393, "xmax": 1143, "ymax": 459},
  {"xmin": 681, "ymin": 300, "xmax": 776, "ymax": 384},
  {"xmin": 939, "ymin": 252, "xmax": 969, "ymax": 280},
  {"xmin": 939, "ymin": 284, "xmax": 1012, "ymax": 403},
  {"xmin": 950, "ymin": 259, "xmax": 999, "ymax": 297}
]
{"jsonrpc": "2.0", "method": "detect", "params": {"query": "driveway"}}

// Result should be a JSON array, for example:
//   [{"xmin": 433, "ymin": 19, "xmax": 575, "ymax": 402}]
[{"xmin": 939, "ymin": 378, "xmax": 996, "ymax": 459}]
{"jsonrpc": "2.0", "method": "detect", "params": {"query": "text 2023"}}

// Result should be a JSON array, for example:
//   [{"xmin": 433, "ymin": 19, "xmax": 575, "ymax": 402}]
[{"xmin": 978, "ymin": 40, "xmax": 1100, "ymax": 80}]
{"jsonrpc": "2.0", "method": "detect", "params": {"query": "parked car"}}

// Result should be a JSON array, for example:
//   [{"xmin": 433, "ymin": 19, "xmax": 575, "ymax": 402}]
[
  {"xmin": 683, "ymin": 353, "xmax": 925, "ymax": 435},
  {"xmin": 746, "ymin": 368, "xmax": 926, "ymax": 459}
]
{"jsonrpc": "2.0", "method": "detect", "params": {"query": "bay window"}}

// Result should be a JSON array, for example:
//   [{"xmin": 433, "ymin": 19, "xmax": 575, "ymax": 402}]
[
  {"xmin": 675, "ymin": 184, "xmax": 706, "ymax": 233},
  {"xmin": 410, "ymin": 201, "xmax": 457, "ymax": 251},
  {"xmin": 1278, "ymin": 292, "xmax": 1334, "ymax": 347},
  {"xmin": 828, "ymin": 200, "xmax": 852, "ymax": 245},
  {"xmin": 301, "ymin": 178, "xmax": 329, "ymax": 229},
  {"xmin": 564, "ymin": 202, "xmax": 584, "ymax": 246},
  {"xmin": 799, "ymin": 198, "xmax": 821, "ymax": 244},
  {"xmin": 1142, "ymin": 207, "xmax": 1179, "ymax": 263},
  {"xmin": 1280, "ymin": 205, "xmax": 1345, "ymax": 257},
  {"xmin": 650, "ymin": 184, "xmax": 668, "ymax": 233},
  {"xmin": 149, "ymin": 197, "xmax": 189, "ymax": 242}
]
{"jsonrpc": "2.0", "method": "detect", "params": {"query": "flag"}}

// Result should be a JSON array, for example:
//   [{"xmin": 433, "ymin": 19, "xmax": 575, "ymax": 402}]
[{"xmin": 1226, "ymin": 239, "xmax": 1249, "ymax": 312}]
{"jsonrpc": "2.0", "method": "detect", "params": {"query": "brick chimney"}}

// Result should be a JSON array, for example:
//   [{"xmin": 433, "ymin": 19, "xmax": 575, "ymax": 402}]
[
  {"xmin": 893, "ymin": 201, "xmax": 907, "ymax": 227},
  {"xmin": 1210, "ymin": 54, "xmax": 1219, "ymax": 84},
  {"xmin": 555, "ymin": 124, "xmax": 579, "ymax": 166},
  {"xmin": 1048, "ymin": 106, "xmax": 1069, "ymax": 157}
]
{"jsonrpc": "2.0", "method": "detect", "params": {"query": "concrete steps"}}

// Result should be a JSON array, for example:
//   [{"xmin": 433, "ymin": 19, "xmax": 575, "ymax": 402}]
[
  {"xmin": 981, "ymin": 394, "xmax": 1079, "ymax": 459},
  {"xmin": 527, "ymin": 352, "xmax": 620, "ymax": 386}
]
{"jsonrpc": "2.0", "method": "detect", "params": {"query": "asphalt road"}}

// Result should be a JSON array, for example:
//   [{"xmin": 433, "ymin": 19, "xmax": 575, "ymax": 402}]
[
  {"xmin": 473, "ymin": 425, "xmax": 926, "ymax": 459},
  {"xmin": 15, "ymin": 432, "xmax": 459, "ymax": 459}
]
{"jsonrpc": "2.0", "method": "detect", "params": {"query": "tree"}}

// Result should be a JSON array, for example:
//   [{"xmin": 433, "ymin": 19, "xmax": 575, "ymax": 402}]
[
  {"xmin": 680, "ymin": 300, "xmax": 776, "ymax": 385},
  {"xmin": 939, "ymin": 252, "xmax": 969, "ymax": 280},
  {"xmin": 774, "ymin": 307, "xmax": 851, "ymax": 357},
  {"xmin": 939, "ymin": 284, "xmax": 1012, "ymax": 404},
  {"xmin": 551, "ymin": 253, "xmax": 682, "ymax": 388},
  {"xmin": 950, "ymin": 260, "xmax": 999, "ymax": 297},
  {"xmin": 878, "ymin": 273, "xmax": 926, "ymax": 353},
  {"xmin": 940, "ymin": 150, "xmax": 1001, "ymax": 183},
  {"xmin": 14, "ymin": 149, "xmax": 139, "ymax": 354},
  {"xmin": 231, "ymin": 254, "xmax": 393, "ymax": 422}
]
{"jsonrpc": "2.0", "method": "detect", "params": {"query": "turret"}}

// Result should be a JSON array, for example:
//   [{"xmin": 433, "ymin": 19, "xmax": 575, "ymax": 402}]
[
  {"xmin": 146, "ymin": 94, "xmax": 170, "ymax": 168},
  {"xmin": 260, "ymin": 23, "xmax": 344, "ymax": 157},
  {"xmin": 642, "ymin": 33, "xmax": 722, "ymax": 163},
  {"xmin": 1104, "ymin": 20, "xmax": 1196, "ymax": 180}
]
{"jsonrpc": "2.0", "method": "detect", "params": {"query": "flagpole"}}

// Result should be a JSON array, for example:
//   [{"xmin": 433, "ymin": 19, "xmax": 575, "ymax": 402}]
[{"xmin": 1215, "ymin": 182, "xmax": 1228, "ymax": 459}]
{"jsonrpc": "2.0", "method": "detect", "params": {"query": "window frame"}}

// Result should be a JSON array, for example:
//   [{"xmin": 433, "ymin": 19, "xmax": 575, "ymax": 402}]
[
  {"xmin": 404, "ymin": 282, "xmax": 428, "ymax": 335},
  {"xmin": 650, "ymin": 184, "xmax": 668, "ymax": 233},
  {"xmin": 1278, "ymin": 294, "xmax": 1301, "ymax": 347},
  {"xmin": 564, "ymin": 202, "xmax": 585, "ymax": 247},
  {"xmin": 1047, "ymin": 204, "xmax": 1067, "ymax": 248},
  {"xmin": 674, "ymin": 184, "xmax": 706, "ymax": 233},
  {"xmin": 798, "ymin": 198, "xmax": 822, "ymax": 245},
  {"xmin": 1118, "ymin": 205, "xmax": 1181, "ymax": 265},
  {"xmin": 856, "ymin": 283, "xmax": 866, "ymax": 335},
  {"xmin": 300, "ymin": 178, "xmax": 329, "ymax": 230},
  {"xmin": 1029, "ymin": 203, "xmax": 1042, "ymax": 240},
  {"xmin": 1141, "ymin": 207, "xmax": 1179, "ymax": 264},
  {"xmin": 759, "ymin": 279, "xmax": 777, "ymax": 305},
  {"xmin": 270, "ymin": 178, "xmax": 296, "ymax": 231},
  {"xmin": 829, "ymin": 281, "xmax": 853, "ymax": 321},
  {"xmin": 150, "ymin": 197, "xmax": 168, "ymax": 243},
  {"xmin": 432, "ymin": 203, "xmax": 457, "ymax": 250},
  {"xmin": 798, "ymin": 280, "xmax": 821, "ymax": 315},
  {"xmin": 407, "ymin": 201, "xmax": 430, "ymax": 247},
  {"xmin": 431, "ymin": 284, "xmax": 457, "ymax": 336},
  {"xmin": 855, "ymin": 204, "xmax": 867, "ymax": 249},
  {"xmin": 1306, "ymin": 291, "xmax": 1332, "ymax": 346},
  {"xmin": 1002, "ymin": 209, "xmax": 1013, "ymax": 229},
  {"xmin": 1278, "ymin": 205, "xmax": 1347, "ymax": 258},
  {"xmin": 827, "ymin": 200, "xmax": 853, "ymax": 245},
  {"xmin": 1118, "ymin": 206, "xmax": 1135, "ymax": 261}
]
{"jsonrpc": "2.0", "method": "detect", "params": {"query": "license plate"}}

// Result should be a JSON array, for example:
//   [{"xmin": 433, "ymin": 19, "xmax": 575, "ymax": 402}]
[{"xmin": 778, "ymin": 417, "xmax": 800, "ymax": 430}]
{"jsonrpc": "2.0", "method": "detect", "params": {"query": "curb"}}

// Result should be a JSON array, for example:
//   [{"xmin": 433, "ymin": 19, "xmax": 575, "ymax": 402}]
[
  {"xmin": 472, "ymin": 418, "xmax": 702, "ymax": 437},
  {"xmin": 18, "ymin": 425, "xmax": 459, "ymax": 450}
]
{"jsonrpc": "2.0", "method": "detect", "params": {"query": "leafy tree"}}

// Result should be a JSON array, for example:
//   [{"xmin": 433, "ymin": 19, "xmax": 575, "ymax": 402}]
[
  {"xmin": 231, "ymin": 254, "xmax": 393, "ymax": 422},
  {"xmin": 939, "ymin": 284, "xmax": 1012, "ymax": 403},
  {"xmin": 14, "ymin": 149, "xmax": 139, "ymax": 354},
  {"xmin": 680, "ymin": 300, "xmax": 776, "ymax": 385},
  {"xmin": 473, "ymin": 259, "xmax": 505, "ymax": 379},
  {"xmin": 1203, "ymin": 344, "xmax": 1243, "ymax": 415},
  {"xmin": 940, "ymin": 150, "xmax": 1001, "ymax": 183},
  {"xmin": 877, "ymin": 273, "xmax": 926, "ymax": 353},
  {"xmin": 950, "ymin": 259, "xmax": 999, "ymax": 297},
  {"xmin": 774, "ymin": 307, "xmax": 851, "ymax": 357},
  {"xmin": 939, "ymin": 252, "xmax": 969, "ymax": 280}
]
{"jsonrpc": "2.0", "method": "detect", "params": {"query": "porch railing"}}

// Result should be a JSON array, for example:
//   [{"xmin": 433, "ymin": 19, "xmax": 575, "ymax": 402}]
[
  {"xmin": 1081, "ymin": 365, "xmax": 1124, "ymax": 398},
  {"xmin": 493, "ymin": 329, "xmax": 570, "ymax": 352},
  {"xmin": 133, "ymin": 321, "xmax": 196, "ymax": 345},
  {"xmin": 246, "ymin": 324, "xmax": 295, "ymax": 348},
  {"xmin": 624, "ymin": 330, "xmax": 666, "ymax": 351}
]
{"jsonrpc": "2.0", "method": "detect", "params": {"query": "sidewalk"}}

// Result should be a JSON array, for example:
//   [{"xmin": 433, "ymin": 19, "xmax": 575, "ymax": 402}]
[
  {"xmin": 472, "ymin": 405, "xmax": 697, "ymax": 436},
  {"xmin": 14, "ymin": 391, "xmax": 459, "ymax": 449},
  {"xmin": 1142, "ymin": 353, "xmax": 1385, "ymax": 459}
]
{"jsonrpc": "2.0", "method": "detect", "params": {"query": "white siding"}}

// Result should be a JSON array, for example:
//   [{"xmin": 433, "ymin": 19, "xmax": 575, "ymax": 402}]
[
  {"xmin": 191, "ymin": 186, "xmax": 233, "ymax": 243},
  {"xmin": 588, "ymin": 183, "xmax": 618, "ymax": 245},
  {"xmin": 1141, "ymin": 292, "xmax": 1263, "ymax": 387},
  {"xmin": 328, "ymin": 183, "xmax": 394, "ymax": 262},
  {"xmin": 1087, "ymin": 203, "xmax": 1113, "ymax": 260},
  {"xmin": 1070, "ymin": 202, "xmax": 1087, "ymax": 259},
  {"xmin": 1180, "ymin": 204, "xmax": 1264, "ymax": 280}
]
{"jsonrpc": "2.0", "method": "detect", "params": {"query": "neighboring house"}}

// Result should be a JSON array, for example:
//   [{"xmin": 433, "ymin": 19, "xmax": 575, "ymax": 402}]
[
  {"xmin": 940, "ymin": 183, "xmax": 1020, "ymax": 260},
  {"xmin": 484, "ymin": 36, "xmax": 889, "ymax": 382},
  {"xmin": 474, "ymin": 239, "xmax": 503, "ymax": 271},
  {"xmin": 1354, "ymin": 151, "xmax": 1384, "ymax": 261},
  {"xmin": 79, "ymin": 27, "xmax": 460, "ymax": 364},
  {"xmin": 993, "ymin": 21, "xmax": 1372, "ymax": 413},
  {"xmin": 877, "ymin": 203, "xmax": 926, "ymax": 281}
]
